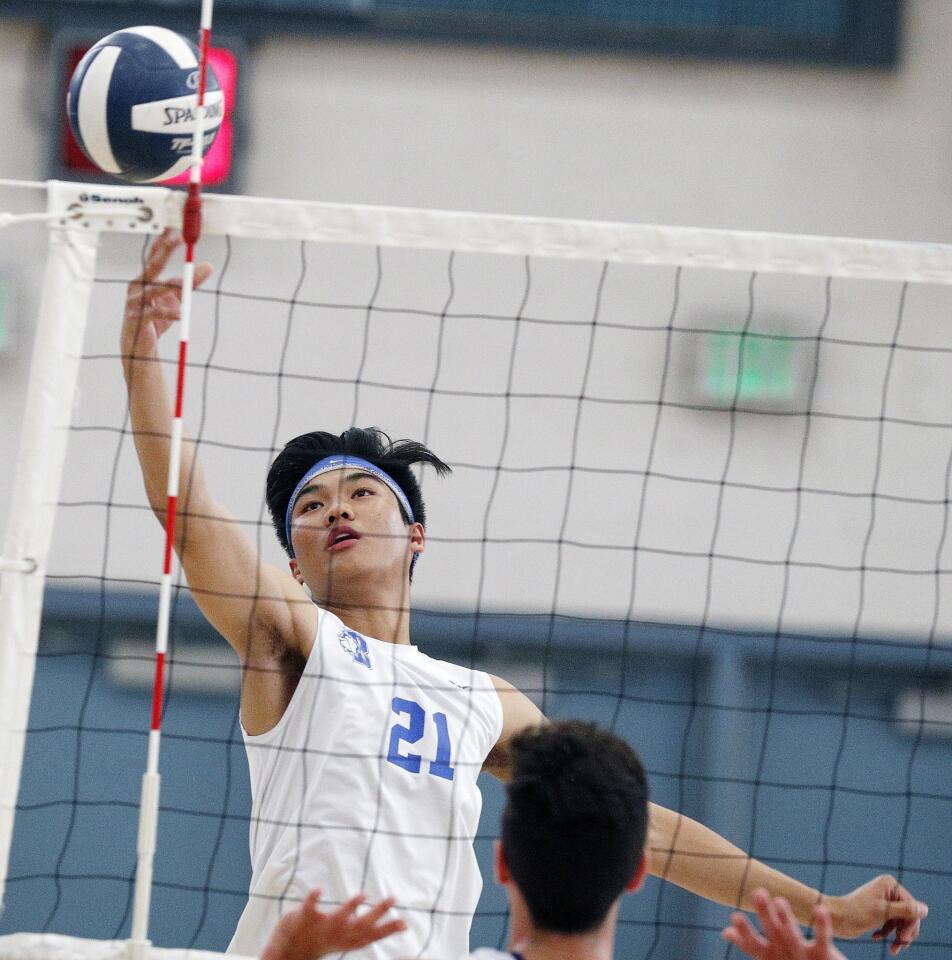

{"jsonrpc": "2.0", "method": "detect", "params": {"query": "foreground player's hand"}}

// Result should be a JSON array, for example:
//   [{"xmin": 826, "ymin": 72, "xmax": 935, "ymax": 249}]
[
  {"xmin": 826, "ymin": 874, "xmax": 927, "ymax": 953},
  {"xmin": 121, "ymin": 227, "xmax": 213, "ymax": 361},
  {"xmin": 261, "ymin": 888, "xmax": 407, "ymax": 960},
  {"xmin": 723, "ymin": 888, "xmax": 846, "ymax": 960}
]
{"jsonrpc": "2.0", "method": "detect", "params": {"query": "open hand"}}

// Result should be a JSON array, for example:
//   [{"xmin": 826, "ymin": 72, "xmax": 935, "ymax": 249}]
[
  {"xmin": 260, "ymin": 889, "xmax": 406, "ymax": 960},
  {"xmin": 723, "ymin": 888, "xmax": 846, "ymax": 960},
  {"xmin": 121, "ymin": 228, "xmax": 213, "ymax": 360}
]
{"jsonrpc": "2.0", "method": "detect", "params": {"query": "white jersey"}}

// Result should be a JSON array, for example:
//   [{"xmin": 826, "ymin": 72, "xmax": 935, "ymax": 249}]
[
  {"xmin": 467, "ymin": 951, "xmax": 521, "ymax": 959},
  {"xmin": 228, "ymin": 608, "xmax": 503, "ymax": 959}
]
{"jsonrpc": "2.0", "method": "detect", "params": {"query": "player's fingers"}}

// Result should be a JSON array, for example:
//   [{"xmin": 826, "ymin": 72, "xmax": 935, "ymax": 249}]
[
  {"xmin": 144, "ymin": 276, "xmax": 186, "ymax": 296},
  {"xmin": 749, "ymin": 888, "xmax": 773, "ymax": 926},
  {"xmin": 729, "ymin": 914, "xmax": 769, "ymax": 950},
  {"xmin": 883, "ymin": 883, "xmax": 929, "ymax": 923},
  {"xmin": 772, "ymin": 897, "xmax": 799, "ymax": 936},
  {"xmin": 753, "ymin": 889, "xmax": 782, "ymax": 939},
  {"xmin": 368, "ymin": 918, "xmax": 406, "ymax": 941},
  {"xmin": 124, "ymin": 290, "xmax": 148, "ymax": 311},
  {"xmin": 154, "ymin": 292, "xmax": 182, "ymax": 312},
  {"xmin": 722, "ymin": 929, "xmax": 763, "ymax": 960},
  {"xmin": 302, "ymin": 888, "xmax": 322, "ymax": 913},
  {"xmin": 871, "ymin": 917, "xmax": 918, "ymax": 955},
  {"xmin": 890, "ymin": 918, "xmax": 920, "ymax": 956},
  {"xmin": 884, "ymin": 896, "xmax": 928, "ymax": 924},
  {"xmin": 873, "ymin": 918, "xmax": 900, "ymax": 938},
  {"xmin": 767, "ymin": 899, "xmax": 790, "ymax": 944},
  {"xmin": 346, "ymin": 922, "xmax": 406, "ymax": 951},
  {"xmin": 722, "ymin": 915, "xmax": 767, "ymax": 959},
  {"xmin": 135, "ymin": 229, "xmax": 182, "ymax": 283},
  {"xmin": 126, "ymin": 289, "xmax": 180, "ymax": 314},
  {"xmin": 126, "ymin": 302, "xmax": 181, "ymax": 326},
  {"xmin": 125, "ymin": 280, "xmax": 155, "ymax": 307},
  {"xmin": 361, "ymin": 896, "xmax": 397, "ymax": 926},
  {"xmin": 813, "ymin": 904, "xmax": 834, "ymax": 952},
  {"xmin": 723, "ymin": 915, "xmax": 752, "ymax": 943},
  {"xmin": 148, "ymin": 282, "xmax": 185, "ymax": 304},
  {"xmin": 884, "ymin": 891, "xmax": 926, "ymax": 953},
  {"xmin": 772, "ymin": 897, "xmax": 803, "ymax": 950},
  {"xmin": 194, "ymin": 261, "xmax": 214, "ymax": 287},
  {"xmin": 337, "ymin": 892, "xmax": 367, "ymax": 918}
]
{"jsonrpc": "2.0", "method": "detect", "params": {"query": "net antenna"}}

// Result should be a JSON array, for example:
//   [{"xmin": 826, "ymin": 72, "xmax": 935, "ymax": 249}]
[{"xmin": 129, "ymin": 2, "xmax": 217, "ymax": 957}]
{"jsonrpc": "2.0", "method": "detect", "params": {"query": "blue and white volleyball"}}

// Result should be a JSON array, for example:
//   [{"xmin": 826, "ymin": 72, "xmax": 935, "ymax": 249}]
[{"xmin": 67, "ymin": 26, "xmax": 223, "ymax": 183}]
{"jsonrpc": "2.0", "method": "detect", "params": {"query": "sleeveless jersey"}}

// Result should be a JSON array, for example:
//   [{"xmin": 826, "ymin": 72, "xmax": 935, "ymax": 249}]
[{"xmin": 228, "ymin": 608, "xmax": 503, "ymax": 959}]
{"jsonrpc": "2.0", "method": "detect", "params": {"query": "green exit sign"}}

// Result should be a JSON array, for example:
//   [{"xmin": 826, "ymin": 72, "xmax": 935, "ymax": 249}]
[{"xmin": 697, "ymin": 327, "xmax": 809, "ymax": 410}]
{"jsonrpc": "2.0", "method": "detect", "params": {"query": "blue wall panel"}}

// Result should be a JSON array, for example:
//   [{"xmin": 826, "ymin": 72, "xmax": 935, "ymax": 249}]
[{"xmin": 2, "ymin": 592, "xmax": 950, "ymax": 958}]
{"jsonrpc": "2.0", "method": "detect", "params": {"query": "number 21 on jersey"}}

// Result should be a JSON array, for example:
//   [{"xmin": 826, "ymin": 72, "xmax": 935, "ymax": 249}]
[{"xmin": 387, "ymin": 696, "xmax": 455, "ymax": 781}]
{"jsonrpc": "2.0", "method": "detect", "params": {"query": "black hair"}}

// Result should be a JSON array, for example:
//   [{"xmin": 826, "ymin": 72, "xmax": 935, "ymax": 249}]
[
  {"xmin": 266, "ymin": 427, "xmax": 451, "ymax": 578},
  {"xmin": 501, "ymin": 720, "xmax": 649, "ymax": 935}
]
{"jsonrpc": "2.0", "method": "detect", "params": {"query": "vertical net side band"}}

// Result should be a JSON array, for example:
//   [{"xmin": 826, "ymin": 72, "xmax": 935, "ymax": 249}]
[{"xmin": 0, "ymin": 226, "xmax": 98, "ymax": 911}]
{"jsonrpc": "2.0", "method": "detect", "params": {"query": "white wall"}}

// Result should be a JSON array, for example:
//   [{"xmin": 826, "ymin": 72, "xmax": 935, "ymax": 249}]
[
  {"xmin": 3, "ymin": 0, "xmax": 952, "ymax": 638},
  {"xmin": 244, "ymin": 0, "xmax": 952, "ymax": 240}
]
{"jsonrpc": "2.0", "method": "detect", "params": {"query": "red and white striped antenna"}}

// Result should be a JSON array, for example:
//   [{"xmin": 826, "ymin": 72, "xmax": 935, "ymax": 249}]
[{"xmin": 130, "ymin": 1, "xmax": 216, "ymax": 954}]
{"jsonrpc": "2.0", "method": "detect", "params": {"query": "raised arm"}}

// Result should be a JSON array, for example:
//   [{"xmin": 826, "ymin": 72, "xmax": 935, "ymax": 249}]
[
  {"xmin": 122, "ymin": 230, "xmax": 315, "ymax": 729},
  {"xmin": 485, "ymin": 677, "xmax": 927, "ymax": 952},
  {"xmin": 482, "ymin": 675, "xmax": 547, "ymax": 781},
  {"xmin": 648, "ymin": 805, "xmax": 926, "ymax": 950}
]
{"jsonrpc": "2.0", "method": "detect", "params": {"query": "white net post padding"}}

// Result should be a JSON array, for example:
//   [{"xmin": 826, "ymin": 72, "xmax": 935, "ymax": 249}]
[
  {"xmin": 0, "ymin": 181, "xmax": 171, "ymax": 913},
  {"xmin": 0, "ymin": 221, "xmax": 98, "ymax": 912}
]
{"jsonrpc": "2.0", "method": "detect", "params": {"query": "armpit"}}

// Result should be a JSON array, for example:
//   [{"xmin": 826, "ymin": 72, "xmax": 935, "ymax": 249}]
[{"xmin": 482, "ymin": 738, "xmax": 513, "ymax": 779}]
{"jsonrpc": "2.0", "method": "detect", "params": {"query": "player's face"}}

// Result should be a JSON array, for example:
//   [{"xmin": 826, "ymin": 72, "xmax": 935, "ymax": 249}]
[{"xmin": 288, "ymin": 468, "xmax": 422, "ymax": 594}]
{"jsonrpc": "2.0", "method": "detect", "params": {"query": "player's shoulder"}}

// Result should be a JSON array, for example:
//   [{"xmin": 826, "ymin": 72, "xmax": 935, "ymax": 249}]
[
  {"xmin": 310, "ymin": 607, "xmax": 376, "ymax": 669},
  {"xmin": 415, "ymin": 648, "xmax": 492, "ymax": 688}
]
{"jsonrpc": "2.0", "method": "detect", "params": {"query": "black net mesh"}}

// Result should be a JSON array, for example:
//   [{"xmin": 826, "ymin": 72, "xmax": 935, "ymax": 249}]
[{"xmin": 2, "ymin": 227, "xmax": 951, "ymax": 959}]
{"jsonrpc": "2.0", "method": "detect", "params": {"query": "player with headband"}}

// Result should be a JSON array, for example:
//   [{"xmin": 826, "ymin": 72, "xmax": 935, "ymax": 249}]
[{"xmin": 122, "ymin": 230, "xmax": 927, "ymax": 958}]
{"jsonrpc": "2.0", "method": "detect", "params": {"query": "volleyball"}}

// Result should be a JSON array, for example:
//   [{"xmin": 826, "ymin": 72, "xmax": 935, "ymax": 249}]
[{"xmin": 66, "ymin": 26, "xmax": 224, "ymax": 184}]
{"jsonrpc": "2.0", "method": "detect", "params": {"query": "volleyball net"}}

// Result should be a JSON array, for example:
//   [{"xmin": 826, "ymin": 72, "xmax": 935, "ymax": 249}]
[{"xmin": 1, "ymin": 179, "xmax": 951, "ymax": 959}]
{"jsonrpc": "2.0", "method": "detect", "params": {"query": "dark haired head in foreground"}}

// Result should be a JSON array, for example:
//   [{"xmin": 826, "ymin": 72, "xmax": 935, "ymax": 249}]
[
  {"xmin": 500, "ymin": 720, "xmax": 649, "ymax": 936},
  {"xmin": 496, "ymin": 720, "xmax": 650, "ymax": 950}
]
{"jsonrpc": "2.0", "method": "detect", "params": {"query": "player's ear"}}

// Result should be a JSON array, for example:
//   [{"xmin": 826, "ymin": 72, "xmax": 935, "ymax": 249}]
[
  {"xmin": 626, "ymin": 849, "xmax": 650, "ymax": 894},
  {"xmin": 289, "ymin": 558, "xmax": 304, "ymax": 585},
  {"xmin": 409, "ymin": 522, "xmax": 425, "ymax": 555},
  {"xmin": 494, "ymin": 840, "xmax": 512, "ymax": 885}
]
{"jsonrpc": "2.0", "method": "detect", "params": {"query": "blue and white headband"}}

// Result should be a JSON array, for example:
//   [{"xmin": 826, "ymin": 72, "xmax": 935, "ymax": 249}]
[{"xmin": 284, "ymin": 454, "xmax": 415, "ymax": 559}]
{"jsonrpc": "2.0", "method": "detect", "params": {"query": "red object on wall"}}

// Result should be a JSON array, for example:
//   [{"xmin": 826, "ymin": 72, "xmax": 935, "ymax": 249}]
[{"xmin": 63, "ymin": 41, "xmax": 238, "ymax": 186}]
